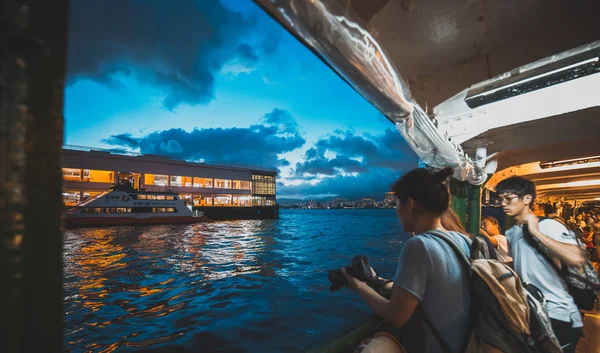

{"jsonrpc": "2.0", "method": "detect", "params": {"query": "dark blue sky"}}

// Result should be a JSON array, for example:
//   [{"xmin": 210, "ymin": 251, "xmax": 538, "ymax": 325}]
[{"xmin": 64, "ymin": 0, "xmax": 417, "ymax": 200}]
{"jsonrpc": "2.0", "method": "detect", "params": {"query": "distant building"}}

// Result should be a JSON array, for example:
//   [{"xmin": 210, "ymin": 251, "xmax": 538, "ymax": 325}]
[
  {"xmin": 61, "ymin": 145, "xmax": 278, "ymax": 220},
  {"xmin": 359, "ymin": 198, "xmax": 375, "ymax": 208}
]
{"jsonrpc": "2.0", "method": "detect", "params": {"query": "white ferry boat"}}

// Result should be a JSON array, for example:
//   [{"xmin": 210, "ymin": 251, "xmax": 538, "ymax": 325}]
[{"xmin": 65, "ymin": 184, "xmax": 211, "ymax": 228}]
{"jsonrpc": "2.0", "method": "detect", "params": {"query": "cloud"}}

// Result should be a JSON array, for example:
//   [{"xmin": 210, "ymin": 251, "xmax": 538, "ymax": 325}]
[
  {"xmin": 293, "ymin": 128, "xmax": 415, "ymax": 177},
  {"xmin": 282, "ymin": 128, "xmax": 418, "ymax": 198},
  {"xmin": 294, "ymin": 155, "xmax": 368, "ymax": 176},
  {"xmin": 102, "ymin": 133, "xmax": 140, "ymax": 149},
  {"xmin": 279, "ymin": 169, "xmax": 405, "ymax": 199},
  {"xmin": 67, "ymin": 0, "xmax": 277, "ymax": 110},
  {"xmin": 102, "ymin": 109, "xmax": 304, "ymax": 169}
]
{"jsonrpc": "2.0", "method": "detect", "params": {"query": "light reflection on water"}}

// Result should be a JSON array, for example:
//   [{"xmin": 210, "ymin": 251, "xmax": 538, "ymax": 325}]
[{"xmin": 64, "ymin": 209, "xmax": 406, "ymax": 352}]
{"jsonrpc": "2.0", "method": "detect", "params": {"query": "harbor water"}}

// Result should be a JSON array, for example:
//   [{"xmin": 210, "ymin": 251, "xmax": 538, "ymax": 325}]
[{"xmin": 64, "ymin": 209, "xmax": 407, "ymax": 352}]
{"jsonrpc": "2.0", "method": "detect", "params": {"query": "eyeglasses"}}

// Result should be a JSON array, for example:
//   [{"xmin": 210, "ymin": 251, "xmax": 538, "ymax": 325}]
[{"xmin": 497, "ymin": 195, "xmax": 520, "ymax": 205}]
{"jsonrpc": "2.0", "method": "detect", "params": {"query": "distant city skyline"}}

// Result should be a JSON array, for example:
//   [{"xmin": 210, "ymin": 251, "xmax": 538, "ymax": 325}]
[{"xmin": 64, "ymin": 0, "xmax": 417, "ymax": 200}]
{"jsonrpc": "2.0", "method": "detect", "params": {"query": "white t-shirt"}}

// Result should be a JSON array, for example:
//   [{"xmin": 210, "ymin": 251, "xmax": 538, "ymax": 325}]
[
  {"xmin": 506, "ymin": 219, "xmax": 582, "ymax": 327},
  {"xmin": 495, "ymin": 234, "xmax": 512, "ymax": 263}
]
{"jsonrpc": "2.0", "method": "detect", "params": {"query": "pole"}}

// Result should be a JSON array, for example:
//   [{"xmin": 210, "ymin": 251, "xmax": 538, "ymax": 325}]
[
  {"xmin": 450, "ymin": 178, "xmax": 467, "ymax": 228},
  {"xmin": 1, "ymin": 0, "xmax": 69, "ymax": 351},
  {"xmin": 466, "ymin": 184, "xmax": 482, "ymax": 234}
]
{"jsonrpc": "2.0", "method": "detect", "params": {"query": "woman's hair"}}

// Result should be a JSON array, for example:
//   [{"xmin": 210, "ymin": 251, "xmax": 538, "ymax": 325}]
[
  {"xmin": 391, "ymin": 167, "xmax": 453, "ymax": 215},
  {"xmin": 441, "ymin": 208, "xmax": 470, "ymax": 237}
]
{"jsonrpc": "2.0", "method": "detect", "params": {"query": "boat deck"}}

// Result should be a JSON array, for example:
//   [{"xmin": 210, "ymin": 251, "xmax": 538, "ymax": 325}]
[{"xmin": 578, "ymin": 310, "xmax": 600, "ymax": 353}]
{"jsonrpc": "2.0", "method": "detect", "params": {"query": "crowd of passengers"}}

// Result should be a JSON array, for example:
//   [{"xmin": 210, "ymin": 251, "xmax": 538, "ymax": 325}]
[{"xmin": 340, "ymin": 167, "xmax": 595, "ymax": 353}]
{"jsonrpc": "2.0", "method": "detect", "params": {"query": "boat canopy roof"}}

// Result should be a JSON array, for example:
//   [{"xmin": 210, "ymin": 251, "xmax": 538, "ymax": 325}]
[{"xmin": 255, "ymin": 0, "xmax": 600, "ymax": 201}]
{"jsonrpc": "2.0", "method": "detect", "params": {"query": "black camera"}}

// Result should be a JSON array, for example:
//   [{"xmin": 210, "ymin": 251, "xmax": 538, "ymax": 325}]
[{"xmin": 327, "ymin": 255, "xmax": 374, "ymax": 292}]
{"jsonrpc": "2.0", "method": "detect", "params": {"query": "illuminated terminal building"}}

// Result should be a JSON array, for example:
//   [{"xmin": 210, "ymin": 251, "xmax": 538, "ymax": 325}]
[{"xmin": 62, "ymin": 146, "xmax": 278, "ymax": 220}]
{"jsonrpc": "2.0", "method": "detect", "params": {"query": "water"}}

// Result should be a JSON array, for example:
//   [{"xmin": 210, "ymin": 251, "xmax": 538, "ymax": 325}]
[{"xmin": 64, "ymin": 209, "xmax": 407, "ymax": 352}]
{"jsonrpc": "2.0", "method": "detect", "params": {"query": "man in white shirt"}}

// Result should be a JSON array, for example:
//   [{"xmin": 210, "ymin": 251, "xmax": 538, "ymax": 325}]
[
  {"xmin": 496, "ymin": 176, "xmax": 586, "ymax": 353},
  {"xmin": 480, "ymin": 216, "xmax": 512, "ymax": 263}
]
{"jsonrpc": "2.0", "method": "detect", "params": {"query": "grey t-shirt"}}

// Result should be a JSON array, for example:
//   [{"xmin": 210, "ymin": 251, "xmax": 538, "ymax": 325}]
[
  {"xmin": 393, "ymin": 231, "xmax": 471, "ymax": 353},
  {"xmin": 506, "ymin": 219, "xmax": 583, "ymax": 327}
]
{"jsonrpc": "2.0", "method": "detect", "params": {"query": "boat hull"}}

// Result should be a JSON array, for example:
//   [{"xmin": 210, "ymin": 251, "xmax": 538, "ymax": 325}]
[{"xmin": 64, "ymin": 215, "xmax": 212, "ymax": 228}]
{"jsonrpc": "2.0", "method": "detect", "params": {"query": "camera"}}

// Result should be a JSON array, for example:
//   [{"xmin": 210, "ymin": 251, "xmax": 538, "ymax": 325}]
[{"xmin": 327, "ymin": 255, "xmax": 374, "ymax": 292}]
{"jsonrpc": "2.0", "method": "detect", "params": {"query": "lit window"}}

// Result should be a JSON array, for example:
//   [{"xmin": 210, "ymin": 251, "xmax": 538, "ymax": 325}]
[
  {"xmin": 193, "ymin": 177, "xmax": 213, "ymax": 188},
  {"xmin": 148, "ymin": 195, "xmax": 157, "ymax": 200},
  {"xmin": 166, "ymin": 195, "xmax": 174, "ymax": 200},
  {"xmin": 157, "ymin": 207, "xmax": 166, "ymax": 212},
  {"xmin": 138, "ymin": 194, "xmax": 147, "ymax": 200},
  {"xmin": 169, "ymin": 175, "xmax": 182, "ymax": 186},
  {"xmin": 156, "ymin": 195, "xmax": 165, "ymax": 200},
  {"xmin": 94, "ymin": 208, "xmax": 103, "ymax": 213},
  {"xmin": 214, "ymin": 179, "xmax": 232, "ymax": 189},
  {"xmin": 116, "ymin": 208, "xmax": 127, "ymax": 213},
  {"xmin": 62, "ymin": 168, "xmax": 81, "ymax": 181},
  {"xmin": 167, "ymin": 207, "xmax": 175, "ymax": 212},
  {"xmin": 88, "ymin": 169, "xmax": 114, "ymax": 183}
]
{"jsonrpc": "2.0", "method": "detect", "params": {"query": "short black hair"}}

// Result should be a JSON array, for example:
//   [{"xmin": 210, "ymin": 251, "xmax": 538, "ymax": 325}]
[
  {"xmin": 391, "ymin": 167, "xmax": 453, "ymax": 215},
  {"xmin": 496, "ymin": 176, "xmax": 536, "ymax": 208}
]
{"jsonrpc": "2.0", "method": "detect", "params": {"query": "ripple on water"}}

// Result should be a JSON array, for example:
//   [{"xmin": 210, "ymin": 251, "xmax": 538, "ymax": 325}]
[{"xmin": 64, "ymin": 209, "xmax": 406, "ymax": 352}]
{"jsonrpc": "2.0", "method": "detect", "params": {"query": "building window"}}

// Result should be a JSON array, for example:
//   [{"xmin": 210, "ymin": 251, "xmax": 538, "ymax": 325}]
[
  {"xmin": 169, "ymin": 175, "xmax": 191, "ymax": 187},
  {"xmin": 232, "ymin": 180, "xmax": 251, "ymax": 190},
  {"xmin": 252, "ymin": 175, "xmax": 276, "ymax": 195},
  {"xmin": 147, "ymin": 194, "xmax": 157, "ymax": 200},
  {"xmin": 156, "ymin": 195, "xmax": 165, "ymax": 200},
  {"xmin": 62, "ymin": 191, "xmax": 80, "ymax": 206},
  {"xmin": 214, "ymin": 195, "xmax": 232, "ymax": 206},
  {"xmin": 214, "ymin": 179, "xmax": 232, "ymax": 189},
  {"xmin": 93, "ymin": 208, "xmax": 104, "ymax": 213},
  {"xmin": 193, "ymin": 194, "xmax": 212, "ymax": 206},
  {"xmin": 166, "ymin": 207, "xmax": 175, "ymax": 213},
  {"xmin": 179, "ymin": 194, "xmax": 192, "ymax": 206},
  {"xmin": 251, "ymin": 196, "xmax": 276, "ymax": 206},
  {"xmin": 138, "ymin": 194, "xmax": 147, "ymax": 200},
  {"xmin": 62, "ymin": 168, "xmax": 82, "ymax": 181},
  {"xmin": 233, "ymin": 195, "xmax": 251, "ymax": 207},
  {"xmin": 166, "ymin": 195, "xmax": 175, "ymax": 200},
  {"xmin": 89, "ymin": 170, "xmax": 114, "ymax": 183},
  {"xmin": 145, "ymin": 174, "xmax": 168, "ymax": 186},
  {"xmin": 193, "ymin": 177, "xmax": 213, "ymax": 188}
]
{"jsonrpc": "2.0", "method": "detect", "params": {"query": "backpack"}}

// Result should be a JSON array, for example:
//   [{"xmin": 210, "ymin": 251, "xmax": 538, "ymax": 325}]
[
  {"xmin": 424, "ymin": 230, "xmax": 562, "ymax": 353},
  {"xmin": 523, "ymin": 217, "xmax": 600, "ymax": 310}
]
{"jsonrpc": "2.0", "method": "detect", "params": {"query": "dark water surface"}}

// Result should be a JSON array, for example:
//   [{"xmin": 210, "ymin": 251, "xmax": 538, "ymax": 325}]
[{"xmin": 64, "ymin": 209, "xmax": 407, "ymax": 352}]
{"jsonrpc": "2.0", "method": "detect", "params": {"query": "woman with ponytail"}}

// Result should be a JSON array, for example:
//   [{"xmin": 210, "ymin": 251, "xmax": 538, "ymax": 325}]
[{"xmin": 342, "ymin": 167, "xmax": 472, "ymax": 353}]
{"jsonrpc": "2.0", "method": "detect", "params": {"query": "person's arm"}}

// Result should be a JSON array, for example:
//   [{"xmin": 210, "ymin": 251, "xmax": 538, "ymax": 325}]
[
  {"xmin": 524, "ymin": 215, "xmax": 585, "ymax": 266},
  {"xmin": 479, "ymin": 230, "xmax": 499, "ymax": 248},
  {"xmin": 342, "ymin": 237, "xmax": 430, "ymax": 327},
  {"xmin": 342, "ymin": 269, "xmax": 419, "ymax": 327}
]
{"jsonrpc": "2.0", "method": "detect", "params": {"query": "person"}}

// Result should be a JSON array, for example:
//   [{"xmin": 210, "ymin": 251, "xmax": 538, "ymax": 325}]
[
  {"xmin": 442, "ymin": 208, "xmax": 498, "ymax": 260},
  {"xmin": 496, "ymin": 176, "xmax": 586, "ymax": 353},
  {"xmin": 480, "ymin": 216, "xmax": 512, "ymax": 263},
  {"xmin": 576, "ymin": 213, "xmax": 587, "ymax": 228},
  {"xmin": 342, "ymin": 167, "xmax": 471, "ymax": 353}
]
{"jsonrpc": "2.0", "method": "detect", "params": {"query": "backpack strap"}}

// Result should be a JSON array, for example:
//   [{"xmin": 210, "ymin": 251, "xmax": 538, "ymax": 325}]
[
  {"xmin": 416, "ymin": 230, "xmax": 473, "ymax": 353},
  {"xmin": 427, "ymin": 229, "xmax": 472, "ymax": 267}
]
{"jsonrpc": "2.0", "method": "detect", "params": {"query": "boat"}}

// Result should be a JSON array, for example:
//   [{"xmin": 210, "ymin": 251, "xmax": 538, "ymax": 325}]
[
  {"xmin": 65, "ymin": 183, "xmax": 212, "ymax": 228},
  {"xmin": 254, "ymin": 0, "xmax": 600, "ymax": 351}
]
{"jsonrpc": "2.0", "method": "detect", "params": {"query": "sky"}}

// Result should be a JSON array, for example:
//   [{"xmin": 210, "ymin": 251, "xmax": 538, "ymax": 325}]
[{"xmin": 64, "ymin": 0, "xmax": 418, "ymax": 201}]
